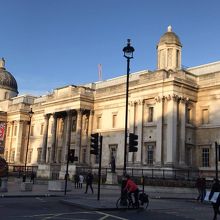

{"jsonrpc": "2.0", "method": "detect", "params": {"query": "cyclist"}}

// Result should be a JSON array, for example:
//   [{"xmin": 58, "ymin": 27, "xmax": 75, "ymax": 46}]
[{"xmin": 124, "ymin": 174, "xmax": 139, "ymax": 208}]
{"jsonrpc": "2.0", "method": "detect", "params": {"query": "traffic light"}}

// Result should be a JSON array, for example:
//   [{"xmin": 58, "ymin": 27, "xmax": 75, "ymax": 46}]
[
  {"xmin": 90, "ymin": 133, "xmax": 99, "ymax": 155},
  {"xmin": 129, "ymin": 133, "xmax": 138, "ymax": 152},
  {"xmin": 69, "ymin": 149, "xmax": 75, "ymax": 163}
]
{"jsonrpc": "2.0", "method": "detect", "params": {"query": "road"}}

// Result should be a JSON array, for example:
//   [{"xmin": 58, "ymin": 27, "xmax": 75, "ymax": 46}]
[{"xmin": 0, "ymin": 196, "xmax": 214, "ymax": 220}]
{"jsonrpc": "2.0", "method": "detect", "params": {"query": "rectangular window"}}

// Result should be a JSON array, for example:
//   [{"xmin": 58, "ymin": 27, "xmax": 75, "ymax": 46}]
[
  {"xmin": 30, "ymin": 125, "xmax": 34, "ymax": 136},
  {"xmin": 186, "ymin": 108, "xmax": 192, "ymax": 124},
  {"xmin": 14, "ymin": 126, "xmax": 17, "ymax": 136},
  {"xmin": 40, "ymin": 124, "xmax": 44, "ymax": 135},
  {"xmin": 37, "ymin": 148, "xmax": 42, "ymax": 163},
  {"xmin": 202, "ymin": 148, "xmax": 209, "ymax": 167},
  {"xmin": 28, "ymin": 150, "xmax": 32, "ymax": 163},
  {"xmin": 11, "ymin": 150, "xmax": 15, "ymax": 162},
  {"xmin": 147, "ymin": 145, "xmax": 154, "ymax": 165},
  {"xmin": 97, "ymin": 116, "xmax": 102, "ymax": 129},
  {"xmin": 148, "ymin": 107, "xmax": 154, "ymax": 122},
  {"xmin": 82, "ymin": 148, "xmax": 86, "ymax": 164},
  {"xmin": 72, "ymin": 115, "xmax": 77, "ymax": 132},
  {"xmin": 112, "ymin": 114, "xmax": 117, "ymax": 128},
  {"xmin": 7, "ymin": 127, "xmax": 11, "ymax": 136},
  {"xmin": 202, "ymin": 109, "xmax": 209, "ymax": 124}
]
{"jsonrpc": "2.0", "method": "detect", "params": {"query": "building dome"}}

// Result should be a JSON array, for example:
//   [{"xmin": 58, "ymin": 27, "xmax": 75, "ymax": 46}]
[
  {"xmin": 158, "ymin": 25, "xmax": 182, "ymax": 47},
  {"xmin": 0, "ymin": 58, "xmax": 18, "ymax": 93}
]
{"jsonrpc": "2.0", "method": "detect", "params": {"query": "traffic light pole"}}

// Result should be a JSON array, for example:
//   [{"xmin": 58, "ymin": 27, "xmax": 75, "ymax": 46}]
[
  {"xmin": 64, "ymin": 150, "xmax": 70, "ymax": 195},
  {"xmin": 123, "ymin": 57, "xmax": 130, "ymax": 175},
  {"xmin": 215, "ymin": 142, "xmax": 218, "ymax": 180},
  {"xmin": 97, "ymin": 135, "xmax": 103, "ymax": 201}
]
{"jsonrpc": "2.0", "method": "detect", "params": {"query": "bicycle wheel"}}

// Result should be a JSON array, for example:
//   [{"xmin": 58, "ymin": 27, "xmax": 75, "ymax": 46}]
[
  {"xmin": 141, "ymin": 200, "xmax": 149, "ymax": 209},
  {"xmin": 116, "ymin": 197, "xmax": 129, "ymax": 209}
]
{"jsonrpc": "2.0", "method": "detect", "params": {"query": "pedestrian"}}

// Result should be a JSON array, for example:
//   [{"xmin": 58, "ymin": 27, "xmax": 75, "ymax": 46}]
[
  {"xmin": 84, "ymin": 170, "xmax": 94, "ymax": 194},
  {"xmin": 30, "ymin": 171, "xmax": 36, "ymax": 184},
  {"xmin": 195, "ymin": 176, "xmax": 203, "ymax": 201},
  {"xmin": 200, "ymin": 177, "xmax": 206, "ymax": 202},
  {"xmin": 209, "ymin": 178, "xmax": 220, "ymax": 220},
  {"xmin": 79, "ymin": 173, "xmax": 84, "ymax": 188},
  {"xmin": 74, "ymin": 173, "xmax": 79, "ymax": 188}
]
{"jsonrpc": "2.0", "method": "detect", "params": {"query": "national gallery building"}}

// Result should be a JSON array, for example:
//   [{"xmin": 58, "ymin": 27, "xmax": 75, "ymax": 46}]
[{"xmin": 0, "ymin": 26, "xmax": 220, "ymax": 178}]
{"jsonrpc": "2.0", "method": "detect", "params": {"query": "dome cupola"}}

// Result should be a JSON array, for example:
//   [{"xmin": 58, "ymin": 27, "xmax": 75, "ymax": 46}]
[
  {"xmin": 0, "ymin": 58, "xmax": 18, "ymax": 100},
  {"xmin": 157, "ymin": 26, "xmax": 182, "ymax": 71}
]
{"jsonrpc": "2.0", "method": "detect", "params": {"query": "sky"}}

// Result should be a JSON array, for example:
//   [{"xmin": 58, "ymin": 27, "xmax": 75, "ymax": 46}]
[{"xmin": 0, "ymin": 0, "xmax": 220, "ymax": 96}]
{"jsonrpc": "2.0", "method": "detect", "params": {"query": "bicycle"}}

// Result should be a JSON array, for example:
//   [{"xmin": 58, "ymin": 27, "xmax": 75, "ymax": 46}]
[{"xmin": 116, "ymin": 190, "xmax": 149, "ymax": 209}]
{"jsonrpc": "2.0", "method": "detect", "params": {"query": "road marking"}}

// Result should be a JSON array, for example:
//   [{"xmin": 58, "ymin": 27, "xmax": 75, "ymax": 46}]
[
  {"xmin": 35, "ymin": 197, "xmax": 46, "ymax": 202},
  {"xmin": 96, "ymin": 211, "xmax": 128, "ymax": 220}
]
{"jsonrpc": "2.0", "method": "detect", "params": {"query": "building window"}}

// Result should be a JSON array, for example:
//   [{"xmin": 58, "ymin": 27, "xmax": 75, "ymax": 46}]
[
  {"xmin": 202, "ymin": 148, "xmax": 209, "ymax": 167},
  {"xmin": 147, "ymin": 145, "xmax": 154, "ymax": 165},
  {"xmin": 176, "ymin": 49, "xmax": 180, "ymax": 67},
  {"xmin": 82, "ymin": 148, "xmax": 86, "ymax": 164},
  {"xmin": 37, "ymin": 148, "xmax": 42, "ymax": 163},
  {"xmin": 202, "ymin": 109, "xmax": 209, "ymax": 124},
  {"xmin": 72, "ymin": 115, "xmax": 77, "ymax": 132},
  {"xmin": 7, "ymin": 127, "xmax": 11, "ymax": 136},
  {"xmin": 57, "ymin": 149, "xmax": 62, "ymax": 163},
  {"xmin": 97, "ymin": 115, "xmax": 102, "ymax": 129},
  {"xmin": 112, "ymin": 114, "xmax": 117, "ymax": 128},
  {"xmin": 148, "ymin": 107, "xmax": 154, "ymax": 122},
  {"xmin": 4, "ymin": 92, "xmax": 9, "ymax": 99},
  {"xmin": 186, "ymin": 108, "xmax": 192, "ymax": 124},
  {"xmin": 28, "ymin": 150, "xmax": 32, "ymax": 163},
  {"xmin": 11, "ymin": 150, "xmax": 15, "ymax": 162},
  {"xmin": 30, "ymin": 125, "xmax": 34, "ymax": 136},
  {"xmin": 40, "ymin": 124, "xmax": 44, "ymax": 135},
  {"xmin": 13, "ymin": 126, "xmax": 17, "ymax": 136}
]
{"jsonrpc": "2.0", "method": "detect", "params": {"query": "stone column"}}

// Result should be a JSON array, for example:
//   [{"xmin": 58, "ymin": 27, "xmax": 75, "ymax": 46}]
[
  {"xmin": 62, "ymin": 111, "xmax": 72, "ymax": 163},
  {"xmin": 41, "ymin": 114, "xmax": 50, "ymax": 163},
  {"xmin": 166, "ymin": 94, "xmax": 178, "ymax": 166},
  {"xmin": 76, "ymin": 109, "xmax": 82, "ymax": 163},
  {"xmin": 179, "ymin": 99, "xmax": 186, "ymax": 166},
  {"xmin": 155, "ymin": 96, "xmax": 164, "ymax": 166},
  {"xmin": 136, "ymin": 100, "xmax": 144, "ymax": 164},
  {"xmin": 50, "ymin": 113, "xmax": 57, "ymax": 163},
  {"xmin": 14, "ymin": 120, "xmax": 24, "ymax": 163}
]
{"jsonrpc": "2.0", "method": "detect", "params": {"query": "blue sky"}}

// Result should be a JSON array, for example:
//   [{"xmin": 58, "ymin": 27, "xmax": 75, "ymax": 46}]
[{"xmin": 0, "ymin": 0, "xmax": 220, "ymax": 95}]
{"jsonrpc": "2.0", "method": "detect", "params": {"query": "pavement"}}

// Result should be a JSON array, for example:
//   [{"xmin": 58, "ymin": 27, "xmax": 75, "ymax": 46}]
[{"xmin": 0, "ymin": 177, "xmax": 201, "ymax": 211}]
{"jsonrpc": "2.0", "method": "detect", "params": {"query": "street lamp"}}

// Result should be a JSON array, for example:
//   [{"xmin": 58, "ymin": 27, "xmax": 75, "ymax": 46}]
[
  {"xmin": 123, "ymin": 39, "xmax": 135, "ymax": 174},
  {"xmin": 23, "ymin": 108, "xmax": 34, "ymax": 182}
]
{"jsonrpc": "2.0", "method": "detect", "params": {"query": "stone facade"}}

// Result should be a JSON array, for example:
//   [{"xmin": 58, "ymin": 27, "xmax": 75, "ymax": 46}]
[{"xmin": 0, "ymin": 26, "xmax": 220, "ymax": 178}]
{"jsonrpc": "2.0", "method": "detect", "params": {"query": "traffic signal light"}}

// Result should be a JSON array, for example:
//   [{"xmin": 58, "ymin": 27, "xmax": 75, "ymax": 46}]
[
  {"xmin": 69, "ymin": 149, "xmax": 75, "ymax": 163},
  {"xmin": 90, "ymin": 133, "xmax": 99, "ymax": 155},
  {"xmin": 129, "ymin": 133, "xmax": 138, "ymax": 152}
]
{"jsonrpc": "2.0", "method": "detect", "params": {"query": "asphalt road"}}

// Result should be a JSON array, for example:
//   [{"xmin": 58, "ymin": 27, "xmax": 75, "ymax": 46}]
[{"xmin": 0, "ymin": 196, "xmax": 215, "ymax": 220}]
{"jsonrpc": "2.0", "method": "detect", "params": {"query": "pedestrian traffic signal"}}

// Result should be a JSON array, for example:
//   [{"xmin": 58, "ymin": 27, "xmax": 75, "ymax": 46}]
[
  {"xmin": 90, "ymin": 133, "xmax": 99, "ymax": 155},
  {"xmin": 129, "ymin": 133, "xmax": 138, "ymax": 152}
]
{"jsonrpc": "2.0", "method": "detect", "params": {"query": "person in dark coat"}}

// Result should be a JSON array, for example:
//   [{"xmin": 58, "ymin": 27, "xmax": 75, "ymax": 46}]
[
  {"xmin": 209, "ymin": 178, "xmax": 220, "ymax": 220},
  {"xmin": 84, "ymin": 170, "xmax": 94, "ymax": 194},
  {"xmin": 74, "ymin": 173, "xmax": 80, "ymax": 189}
]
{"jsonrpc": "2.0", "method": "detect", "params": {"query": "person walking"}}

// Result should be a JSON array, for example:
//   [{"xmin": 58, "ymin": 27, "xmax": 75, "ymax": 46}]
[
  {"xmin": 74, "ymin": 173, "xmax": 79, "ymax": 189},
  {"xmin": 84, "ymin": 170, "xmax": 94, "ymax": 194},
  {"xmin": 209, "ymin": 178, "xmax": 220, "ymax": 220},
  {"xmin": 79, "ymin": 173, "xmax": 84, "ymax": 188}
]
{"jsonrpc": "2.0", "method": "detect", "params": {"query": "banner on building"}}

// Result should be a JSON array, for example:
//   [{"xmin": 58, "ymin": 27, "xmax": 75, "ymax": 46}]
[{"xmin": 0, "ymin": 122, "xmax": 6, "ymax": 141}]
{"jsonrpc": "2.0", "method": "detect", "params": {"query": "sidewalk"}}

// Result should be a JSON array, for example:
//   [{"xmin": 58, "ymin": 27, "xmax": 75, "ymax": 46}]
[{"xmin": 0, "ymin": 177, "xmax": 200, "ymax": 210}]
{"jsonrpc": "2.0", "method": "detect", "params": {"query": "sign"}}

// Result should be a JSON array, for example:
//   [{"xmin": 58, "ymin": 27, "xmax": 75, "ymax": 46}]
[
  {"xmin": 0, "ymin": 122, "xmax": 6, "ymax": 141},
  {"xmin": 204, "ymin": 191, "xmax": 220, "ymax": 203}
]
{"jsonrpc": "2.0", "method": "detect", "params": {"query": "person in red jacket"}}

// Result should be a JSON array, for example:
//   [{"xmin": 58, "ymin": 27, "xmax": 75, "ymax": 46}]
[{"xmin": 124, "ymin": 174, "xmax": 139, "ymax": 207}]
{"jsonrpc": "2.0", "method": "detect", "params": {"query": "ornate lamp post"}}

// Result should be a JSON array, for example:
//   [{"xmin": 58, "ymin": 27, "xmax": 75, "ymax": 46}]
[
  {"xmin": 123, "ymin": 39, "xmax": 135, "ymax": 174},
  {"xmin": 23, "ymin": 108, "xmax": 34, "ymax": 182}
]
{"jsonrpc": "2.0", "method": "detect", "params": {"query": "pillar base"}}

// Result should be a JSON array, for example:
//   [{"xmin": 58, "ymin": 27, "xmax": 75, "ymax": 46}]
[
  {"xmin": 105, "ymin": 171, "xmax": 118, "ymax": 184},
  {"xmin": 59, "ymin": 164, "xmax": 76, "ymax": 180}
]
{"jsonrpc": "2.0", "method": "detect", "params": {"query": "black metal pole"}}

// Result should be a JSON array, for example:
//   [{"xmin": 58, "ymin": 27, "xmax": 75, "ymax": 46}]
[
  {"xmin": 97, "ymin": 135, "xmax": 103, "ymax": 200},
  {"xmin": 24, "ymin": 115, "xmax": 32, "ymax": 182},
  {"xmin": 64, "ymin": 150, "xmax": 70, "ymax": 195},
  {"xmin": 123, "ymin": 58, "xmax": 130, "ymax": 174},
  {"xmin": 215, "ymin": 142, "xmax": 218, "ymax": 180}
]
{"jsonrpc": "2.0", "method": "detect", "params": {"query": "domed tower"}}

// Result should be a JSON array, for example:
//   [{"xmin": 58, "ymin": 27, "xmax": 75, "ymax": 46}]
[
  {"xmin": 157, "ymin": 26, "xmax": 182, "ymax": 71},
  {"xmin": 0, "ymin": 58, "xmax": 18, "ymax": 100}
]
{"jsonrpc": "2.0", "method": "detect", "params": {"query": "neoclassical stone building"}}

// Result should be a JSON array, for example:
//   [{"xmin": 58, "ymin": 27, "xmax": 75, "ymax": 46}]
[{"xmin": 1, "ymin": 26, "xmax": 220, "ymax": 178}]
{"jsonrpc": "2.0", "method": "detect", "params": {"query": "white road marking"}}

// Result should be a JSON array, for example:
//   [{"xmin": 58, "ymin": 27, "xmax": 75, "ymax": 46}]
[{"xmin": 96, "ymin": 211, "xmax": 128, "ymax": 220}]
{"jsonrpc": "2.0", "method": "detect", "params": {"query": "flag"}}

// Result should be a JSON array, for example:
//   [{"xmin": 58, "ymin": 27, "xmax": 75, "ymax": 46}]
[{"xmin": 98, "ymin": 64, "xmax": 102, "ymax": 81}]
